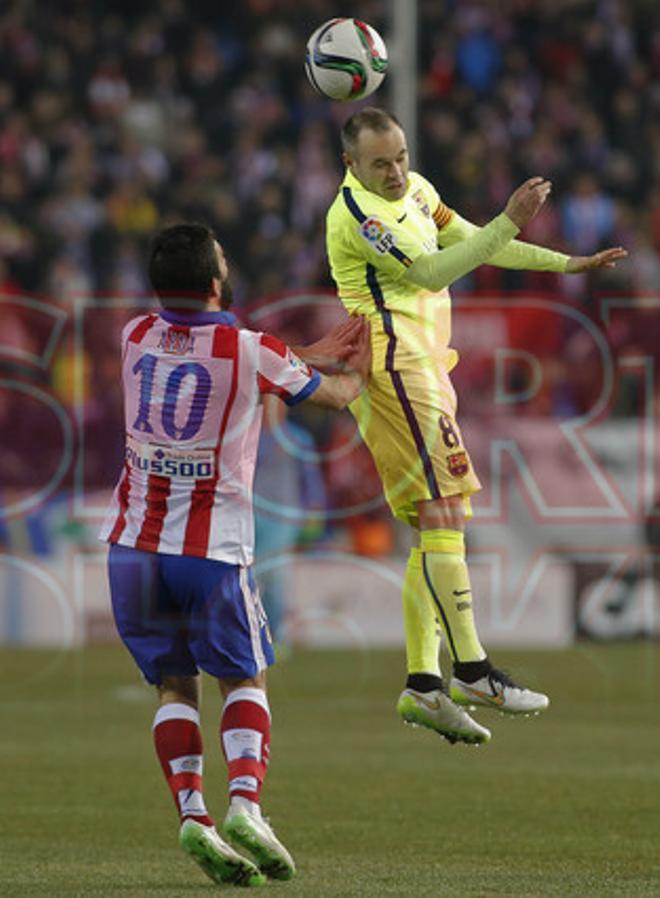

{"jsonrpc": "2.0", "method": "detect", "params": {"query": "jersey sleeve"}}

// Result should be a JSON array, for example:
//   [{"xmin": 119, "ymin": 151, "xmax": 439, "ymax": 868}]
[
  {"xmin": 256, "ymin": 333, "xmax": 321, "ymax": 406},
  {"xmin": 433, "ymin": 200, "xmax": 454, "ymax": 230}
]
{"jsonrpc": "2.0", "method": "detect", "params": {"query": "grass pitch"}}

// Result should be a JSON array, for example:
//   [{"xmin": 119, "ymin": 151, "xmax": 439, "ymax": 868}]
[{"xmin": 1, "ymin": 642, "xmax": 659, "ymax": 897}]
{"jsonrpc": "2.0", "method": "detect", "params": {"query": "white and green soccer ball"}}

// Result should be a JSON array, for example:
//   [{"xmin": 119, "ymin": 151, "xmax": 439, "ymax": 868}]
[{"xmin": 305, "ymin": 18, "xmax": 388, "ymax": 102}]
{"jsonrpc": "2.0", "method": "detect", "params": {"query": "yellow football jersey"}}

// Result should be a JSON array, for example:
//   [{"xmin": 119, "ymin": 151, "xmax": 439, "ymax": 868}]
[{"xmin": 326, "ymin": 168, "xmax": 458, "ymax": 373}]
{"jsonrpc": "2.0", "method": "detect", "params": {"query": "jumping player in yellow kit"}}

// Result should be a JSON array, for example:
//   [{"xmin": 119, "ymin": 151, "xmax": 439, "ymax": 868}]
[{"xmin": 326, "ymin": 108, "xmax": 627, "ymax": 745}]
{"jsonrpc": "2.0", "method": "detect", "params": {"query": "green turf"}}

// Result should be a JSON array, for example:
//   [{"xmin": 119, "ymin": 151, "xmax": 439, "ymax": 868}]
[{"xmin": 1, "ymin": 642, "xmax": 659, "ymax": 897}]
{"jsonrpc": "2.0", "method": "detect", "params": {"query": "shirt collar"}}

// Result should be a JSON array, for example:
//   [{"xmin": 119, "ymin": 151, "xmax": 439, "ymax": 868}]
[
  {"xmin": 343, "ymin": 168, "xmax": 364, "ymax": 192},
  {"xmin": 158, "ymin": 309, "xmax": 238, "ymax": 328}
]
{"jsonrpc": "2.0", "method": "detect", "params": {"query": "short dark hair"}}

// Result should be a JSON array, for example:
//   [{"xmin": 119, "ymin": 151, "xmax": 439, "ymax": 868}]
[
  {"xmin": 148, "ymin": 223, "xmax": 221, "ymax": 309},
  {"xmin": 340, "ymin": 107, "xmax": 401, "ymax": 155}
]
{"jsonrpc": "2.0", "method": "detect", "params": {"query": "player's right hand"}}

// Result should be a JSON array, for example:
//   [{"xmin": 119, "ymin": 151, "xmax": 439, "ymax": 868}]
[
  {"xmin": 294, "ymin": 315, "xmax": 365, "ymax": 372},
  {"xmin": 504, "ymin": 177, "xmax": 552, "ymax": 229},
  {"xmin": 344, "ymin": 318, "xmax": 371, "ymax": 385}
]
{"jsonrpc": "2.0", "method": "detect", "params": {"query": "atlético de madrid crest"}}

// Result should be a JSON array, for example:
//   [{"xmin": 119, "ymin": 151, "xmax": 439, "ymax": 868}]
[{"xmin": 159, "ymin": 327, "xmax": 195, "ymax": 355}]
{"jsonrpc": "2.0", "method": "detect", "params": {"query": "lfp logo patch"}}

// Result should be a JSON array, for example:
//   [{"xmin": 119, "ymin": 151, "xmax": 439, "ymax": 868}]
[
  {"xmin": 360, "ymin": 217, "xmax": 395, "ymax": 254},
  {"xmin": 287, "ymin": 349, "xmax": 311, "ymax": 376}
]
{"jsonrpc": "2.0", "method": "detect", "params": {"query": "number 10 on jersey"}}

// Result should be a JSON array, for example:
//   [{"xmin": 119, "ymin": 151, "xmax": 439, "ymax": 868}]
[{"xmin": 132, "ymin": 353, "xmax": 212, "ymax": 442}]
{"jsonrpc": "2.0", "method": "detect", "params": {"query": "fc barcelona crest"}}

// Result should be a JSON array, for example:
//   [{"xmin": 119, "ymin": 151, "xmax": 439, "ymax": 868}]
[
  {"xmin": 447, "ymin": 451, "xmax": 469, "ymax": 477},
  {"xmin": 412, "ymin": 189, "xmax": 431, "ymax": 217}
]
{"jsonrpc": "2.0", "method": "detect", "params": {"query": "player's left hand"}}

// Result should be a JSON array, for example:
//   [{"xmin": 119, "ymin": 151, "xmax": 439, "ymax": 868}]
[{"xmin": 566, "ymin": 247, "xmax": 628, "ymax": 273}]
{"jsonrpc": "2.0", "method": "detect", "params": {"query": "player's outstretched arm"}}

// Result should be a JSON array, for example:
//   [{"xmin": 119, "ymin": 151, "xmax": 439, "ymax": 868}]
[
  {"xmin": 404, "ymin": 178, "xmax": 551, "ymax": 292},
  {"xmin": 437, "ymin": 216, "xmax": 627, "ymax": 275},
  {"xmin": 565, "ymin": 247, "xmax": 628, "ymax": 272},
  {"xmin": 306, "ymin": 320, "xmax": 371, "ymax": 410},
  {"xmin": 437, "ymin": 211, "xmax": 570, "ymax": 272}
]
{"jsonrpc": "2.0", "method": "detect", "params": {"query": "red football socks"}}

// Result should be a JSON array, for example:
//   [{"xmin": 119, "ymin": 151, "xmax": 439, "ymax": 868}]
[
  {"xmin": 220, "ymin": 687, "xmax": 271, "ymax": 805},
  {"xmin": 153, "ymin": 702, "xmax": 214, "ymax": 827}
]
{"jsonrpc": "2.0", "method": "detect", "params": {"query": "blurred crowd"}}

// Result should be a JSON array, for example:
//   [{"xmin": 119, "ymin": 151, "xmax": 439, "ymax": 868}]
[
  {"xmin": 1, "ymin": 0, "xmax": 659, "ymax": 539},
  {"xmin": 1, "ymin": 0, "xmax": 657, "ymax": 304}
]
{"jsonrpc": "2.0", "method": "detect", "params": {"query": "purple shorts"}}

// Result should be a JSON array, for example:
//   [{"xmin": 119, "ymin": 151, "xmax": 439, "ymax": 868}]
[{"xmin": 108, "ymin": 544, "xmax": 275, "ymax": 685}]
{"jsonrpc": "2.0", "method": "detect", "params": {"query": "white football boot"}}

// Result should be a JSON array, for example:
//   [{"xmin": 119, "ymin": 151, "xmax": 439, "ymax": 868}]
[
  {"xmin": 179, "ymin": 818, "xmax": 265, "ymax": 887},
  {"xmin": 397, "ymin": 687, "xmax": 491, "ymax": 745},
  {"xmin": 223, "ymin": 799, "xmax": 295, "ymax": 881},
  {"xmin": 450, "ymin": 667, "xmax": 549, "ymax": 716}
]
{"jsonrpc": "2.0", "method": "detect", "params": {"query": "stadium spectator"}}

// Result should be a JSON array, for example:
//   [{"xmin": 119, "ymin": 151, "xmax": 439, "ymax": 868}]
[
  {"xmin": 560, "ymin": 173, "xmax": 616, "ymax": 256},
  {"xmin": 253, "ymin": 395, "xmax": 327, "ymax": 644}
]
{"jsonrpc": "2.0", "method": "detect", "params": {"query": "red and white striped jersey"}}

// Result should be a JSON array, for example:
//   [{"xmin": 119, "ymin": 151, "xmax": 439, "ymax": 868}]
[{"xmin": 100, "ymin": 310, "xmax": 320, "ymax": 564}]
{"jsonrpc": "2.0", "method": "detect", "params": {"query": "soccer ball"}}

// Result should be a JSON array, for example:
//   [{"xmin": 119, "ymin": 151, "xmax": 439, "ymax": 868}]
[{"xmin": 305, "ymin": 18, "xmax": 388, "ymax": 102}]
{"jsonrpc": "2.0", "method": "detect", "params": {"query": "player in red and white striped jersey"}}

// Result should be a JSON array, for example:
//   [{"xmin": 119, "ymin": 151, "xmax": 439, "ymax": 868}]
[
  {"xmin": 100, "ymin": 310, "xmax": 326, "ymax": 563},
  {"xmin": 102, "ymin": 223, "xmax": 369, "ymax": 886}
]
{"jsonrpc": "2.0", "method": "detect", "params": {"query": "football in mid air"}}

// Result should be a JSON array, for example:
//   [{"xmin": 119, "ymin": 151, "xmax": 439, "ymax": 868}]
[{"xmin": 305, "ymin": 18, "xmax": 388, "ymax": 102}]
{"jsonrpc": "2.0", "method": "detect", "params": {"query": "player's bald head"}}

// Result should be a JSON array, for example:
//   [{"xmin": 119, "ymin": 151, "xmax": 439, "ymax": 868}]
[{"xmin": 341, "ymin": 107, "xmax": 409, "ymax": 201}]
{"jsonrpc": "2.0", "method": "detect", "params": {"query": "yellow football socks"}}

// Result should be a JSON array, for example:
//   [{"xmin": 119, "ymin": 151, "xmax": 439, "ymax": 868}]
[
  {"xmin": 402, "ymin": 547, "xmax": 442, "ymax": 675},
  {"xmin": 417, "ymin": 528, "xmax": 486, "ymax": 664}
]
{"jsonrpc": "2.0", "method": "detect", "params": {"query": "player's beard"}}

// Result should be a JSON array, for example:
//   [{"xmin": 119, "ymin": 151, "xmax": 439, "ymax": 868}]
[{"xmin": 220, "ymin": 274, "xmax": 233, "ymax": 310}]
